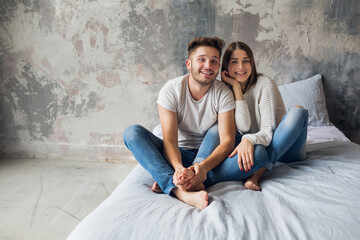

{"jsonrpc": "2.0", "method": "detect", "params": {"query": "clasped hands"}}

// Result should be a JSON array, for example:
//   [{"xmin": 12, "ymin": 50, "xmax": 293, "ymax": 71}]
[
  {"xmin": 173, "ymin": 163, "xmax": 207, "ymax": 191},
  {"xmin": 173, "ymin": 138, "xmax": 254, "ymax": 191}
]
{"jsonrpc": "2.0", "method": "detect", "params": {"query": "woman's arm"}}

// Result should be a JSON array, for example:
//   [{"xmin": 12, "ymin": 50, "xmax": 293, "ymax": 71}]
[
  {"xmin": 221, "ymin": 70, "xmax": 251, "ymax": 133},
  {"xmin": 242, "ymin": 80, "xmax": 278, "ymax": 147}
]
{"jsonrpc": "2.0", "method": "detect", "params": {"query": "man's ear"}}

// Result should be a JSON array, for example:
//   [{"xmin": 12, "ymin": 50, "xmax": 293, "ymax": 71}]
[{"xmin": 186, "ymin": 59, "xmax": 191, "ymax": 71}]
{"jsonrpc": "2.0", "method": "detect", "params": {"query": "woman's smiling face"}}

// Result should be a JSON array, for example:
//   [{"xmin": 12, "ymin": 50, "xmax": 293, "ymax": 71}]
[{"xmin": 227, "ymin": 49, "xmax": 252, "ymax": 87}]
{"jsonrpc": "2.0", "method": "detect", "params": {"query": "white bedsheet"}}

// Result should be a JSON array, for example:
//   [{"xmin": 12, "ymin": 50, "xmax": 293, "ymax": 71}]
[{"xmin": 68, "ymin": 140, "xmax": 360, "ymax": 240}]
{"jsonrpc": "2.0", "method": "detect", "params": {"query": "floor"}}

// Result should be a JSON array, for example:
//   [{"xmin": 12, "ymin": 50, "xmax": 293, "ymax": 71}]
[{"xmin": 0, "ymin": 157, "xmax": 137, "ymax": 240}]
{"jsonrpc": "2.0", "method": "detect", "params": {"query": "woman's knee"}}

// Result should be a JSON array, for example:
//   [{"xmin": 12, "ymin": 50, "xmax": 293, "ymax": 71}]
[
  {"xmin": 284, "ymin": 107, "xmax": 309, "ymax": 127},
  {"xmin": 207, "ymin": 124, "xmax": 219, "ymax": 135},
  {"xmin": 253, "ymin": 145, "xmax": 268, "ymax": 166},
  {"xmin": 204, "ymin": 124, "xmax": 219, "ymax": 141}
]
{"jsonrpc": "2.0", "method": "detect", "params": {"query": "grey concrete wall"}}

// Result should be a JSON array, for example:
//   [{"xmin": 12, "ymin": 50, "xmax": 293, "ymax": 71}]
[{"xmin": 0, "ymin": 0, "xmax": 359, "ymax": 161}]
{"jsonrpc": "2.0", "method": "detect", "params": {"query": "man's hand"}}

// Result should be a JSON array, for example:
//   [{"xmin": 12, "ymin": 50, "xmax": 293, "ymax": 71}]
[
  {"xmin": 173, "ymin": 168, "xmax": 194, "ymax": 190},
  {"xmin": 229, "ymin": 137, "xmax": 254, "ymax": 172},
  {"xmin": 187, "ymin": 163, "xmax": 207, "ymax": 189}
]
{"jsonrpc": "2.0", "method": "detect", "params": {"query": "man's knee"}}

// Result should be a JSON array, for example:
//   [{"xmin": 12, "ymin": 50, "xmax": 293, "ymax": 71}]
[{"xmin": 123, "ymin": 124, "xmax": 145, "ymax": 144}]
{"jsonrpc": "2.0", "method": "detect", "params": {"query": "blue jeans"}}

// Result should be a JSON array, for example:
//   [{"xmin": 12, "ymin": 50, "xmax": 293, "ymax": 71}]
[
  {"xmin": 123, "ymin": 125, "xmax": 198, "ymax": 195},
  {"xmin": 267, "ymin": 107, "xmax": 308, "ymax": 165},
  {"xmin": 195, "ymin": 107, "xmax": 309, "ymax": 185},
  {"xmin": 123, "ymin": 123, "xmax": 270, "ymax": 193},
  {"xmin": 193, "ymin": 125, "xmax": 269, "ymax": 188}
]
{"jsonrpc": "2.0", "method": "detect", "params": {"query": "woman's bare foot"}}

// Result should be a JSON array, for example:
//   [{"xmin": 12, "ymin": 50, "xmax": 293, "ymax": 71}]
[
  {"xmin": 172, "ymin": 188, "xmax": 208, "ymax": 209},
  {"xmin": 244, "ymin": 167, "xmax": 266, "ymax": 191},
  {"xmin": 244, "ymin": 178, "xmax": 261, "ymax": 191},
  {"xmin": 151, "ymin": 182, "xmax": 163, "ymax": 193}
]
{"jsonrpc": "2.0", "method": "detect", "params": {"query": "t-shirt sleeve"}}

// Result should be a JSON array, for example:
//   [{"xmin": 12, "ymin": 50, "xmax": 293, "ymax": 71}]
[
  {"xmin": 157, "ymin": 81, "xmax": 177, "ymax": 112},
  {"xmin": 218, "ymin": 85, "xmax": 235, "ymax": 113}
]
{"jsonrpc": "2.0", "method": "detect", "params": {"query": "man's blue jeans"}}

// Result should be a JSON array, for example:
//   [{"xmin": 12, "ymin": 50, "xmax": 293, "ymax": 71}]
[
  {"xmin": 195, "ymin": 106, "xmax": 309, "ymax": 185},
  {"xmin": 123, "ymin": 124, "xmax": 269, "ymax": 194}
]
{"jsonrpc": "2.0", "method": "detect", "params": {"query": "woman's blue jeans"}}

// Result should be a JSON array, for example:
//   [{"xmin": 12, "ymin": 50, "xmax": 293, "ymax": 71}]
[{"xmin": 195, "ymin": 107, "xmax": 309, "ymax": 187}]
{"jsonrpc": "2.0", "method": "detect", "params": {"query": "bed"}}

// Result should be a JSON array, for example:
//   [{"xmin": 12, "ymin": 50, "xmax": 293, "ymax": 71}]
[{"xmin": 67, "ymin": 75, "xmax": 360, "ymax": 240}]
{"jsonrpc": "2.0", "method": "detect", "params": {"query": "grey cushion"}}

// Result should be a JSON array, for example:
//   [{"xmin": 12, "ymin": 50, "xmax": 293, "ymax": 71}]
[{"xmin": 278, "ymin": 74, "xmax": 330, "ymax": 126}]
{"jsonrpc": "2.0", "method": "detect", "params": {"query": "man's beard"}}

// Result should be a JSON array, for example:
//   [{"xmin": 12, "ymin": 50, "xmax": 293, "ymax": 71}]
[{"xmin": 191, "ymin": 69, "xmax": 217, "ymax": 86}]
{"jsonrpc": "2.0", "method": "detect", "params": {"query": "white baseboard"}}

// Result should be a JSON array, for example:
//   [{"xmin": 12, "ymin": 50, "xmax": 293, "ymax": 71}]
[{"xmin": 0, "ymin": 142, "xmax": 136, "ymax": 162}]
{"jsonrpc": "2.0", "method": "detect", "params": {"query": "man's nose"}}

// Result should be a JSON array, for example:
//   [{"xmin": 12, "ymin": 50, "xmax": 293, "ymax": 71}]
[{"xmin": 204, "ymin": 59, "xmax": 211, "ymax": 67}]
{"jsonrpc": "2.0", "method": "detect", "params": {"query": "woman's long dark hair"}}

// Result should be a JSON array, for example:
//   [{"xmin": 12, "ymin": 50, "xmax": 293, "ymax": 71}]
[{"xmin": 221, "ymin": 42, "xmax": 260, "ymax": 93}]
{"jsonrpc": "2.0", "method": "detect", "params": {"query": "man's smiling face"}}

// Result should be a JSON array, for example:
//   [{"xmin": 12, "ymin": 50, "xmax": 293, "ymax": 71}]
[{"xmin": 186, "ymin": 46, "xmax": 220, "ymax": 86}]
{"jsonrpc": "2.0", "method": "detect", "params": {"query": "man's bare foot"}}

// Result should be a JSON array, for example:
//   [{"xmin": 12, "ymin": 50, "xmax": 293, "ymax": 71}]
[
  {"xmin": 172, "ymin": 188, "xmax": 208, "ymax": 209},
  {"xmin": 244, "ymin": 178, "xmax": 261, "ymax": 191},
  {"xmin": 244, "ymin": 167, "xmax": 266, "ymax": 191},
  {"xmin": 151, "ymin": 182, "xmax": 163, "ymax": 193}
]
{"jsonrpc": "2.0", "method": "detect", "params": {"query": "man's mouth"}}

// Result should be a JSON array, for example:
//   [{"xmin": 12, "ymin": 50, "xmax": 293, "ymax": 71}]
[{"xmin": 200, "ymin": 70, "xmax": 213, "ymax": 76}]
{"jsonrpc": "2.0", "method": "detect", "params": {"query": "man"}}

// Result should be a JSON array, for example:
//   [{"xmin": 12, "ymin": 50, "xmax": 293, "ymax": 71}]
[{"xmin": 123, "ymin": 36, "xmax": 236, "ymax": 209}]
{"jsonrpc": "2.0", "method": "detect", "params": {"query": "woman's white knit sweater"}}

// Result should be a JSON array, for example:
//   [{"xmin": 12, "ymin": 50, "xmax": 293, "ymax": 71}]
[{"xmin": 235, "ymin": 75, "xmax": 286, "ymax": 146}]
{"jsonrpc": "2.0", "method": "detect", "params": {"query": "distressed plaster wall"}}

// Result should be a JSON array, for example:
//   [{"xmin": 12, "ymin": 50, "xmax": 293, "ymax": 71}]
[{"xmin": 0, "ymin": 0, "xmax": 359, "ymax": 161}]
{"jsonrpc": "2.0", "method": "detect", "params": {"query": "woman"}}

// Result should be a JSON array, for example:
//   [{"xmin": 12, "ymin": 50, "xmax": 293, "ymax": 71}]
[{"xmin": 195, "ymin": 41, "xmax": 309, "ymax": 191}]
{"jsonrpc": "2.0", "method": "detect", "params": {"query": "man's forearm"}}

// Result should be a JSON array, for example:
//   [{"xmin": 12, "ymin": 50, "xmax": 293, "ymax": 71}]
[{"xmin": 163, "ymin": 140, "xmax": 183, "ymax": 170}]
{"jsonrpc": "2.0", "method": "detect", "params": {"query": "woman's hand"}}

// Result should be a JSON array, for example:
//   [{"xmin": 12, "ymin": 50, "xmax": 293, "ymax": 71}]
[
  {"xmin": 229, "ymin": 137, "xmax": 254, "ymax": 172},
  {"xmin": 221, "ymin": 70, "xmax": 239, "ymax": 88},
  {"xmin": 221, "ymin": 70, "xmax": 244, "ymax": 100}
]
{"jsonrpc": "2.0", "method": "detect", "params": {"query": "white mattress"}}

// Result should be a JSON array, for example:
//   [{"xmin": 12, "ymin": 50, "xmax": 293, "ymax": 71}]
[
  {"xmin": 68, "ymin": 127, "xmax": 360, "ymax": 240},
  {"xmin": 306, "ymin": 125, "xmax": 350, "ymax": 144}
]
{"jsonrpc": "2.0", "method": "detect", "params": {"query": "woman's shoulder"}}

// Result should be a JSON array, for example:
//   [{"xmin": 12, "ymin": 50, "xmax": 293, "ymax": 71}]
[
  {"xmin": 251, "ymin": 74, "xmax": 278, "ymax": 95},
  {"xmin": 256, "ymin": 74, "xmax": 276, "ymax": 86}
]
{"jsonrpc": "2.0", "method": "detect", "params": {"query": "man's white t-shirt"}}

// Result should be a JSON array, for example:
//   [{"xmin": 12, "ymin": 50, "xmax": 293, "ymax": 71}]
[{"xmin": 155, "ymin": 75, "xmax": 235, "ymax": 150}]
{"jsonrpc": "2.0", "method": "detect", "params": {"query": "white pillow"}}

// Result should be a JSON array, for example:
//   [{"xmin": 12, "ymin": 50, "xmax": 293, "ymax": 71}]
[{"xmin": 278, "ymin": 74, "xmax": 330, "ymax": 126}]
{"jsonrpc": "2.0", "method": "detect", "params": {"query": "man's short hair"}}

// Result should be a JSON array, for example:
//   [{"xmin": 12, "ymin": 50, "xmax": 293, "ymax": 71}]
[{"xmin": 187, "ymin": 36, "xmax": 225, "ymax": 58}]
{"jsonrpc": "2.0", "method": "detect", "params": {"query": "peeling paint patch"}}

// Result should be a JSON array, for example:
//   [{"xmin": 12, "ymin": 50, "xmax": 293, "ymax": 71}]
[
  {"xmin": 4, "ymin": 61, "xmax": 59, "ymax": 141},
  {"xmin": 0, "ymin": 0, "xmax": 54, "ymax": 31},
  {"xmin": 232, "ymin": 11, "xmax": 260, "ymax": 47},
  {"xmin": 324, "ymin": 0, "xmax": 360, "ymax": 35}
]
